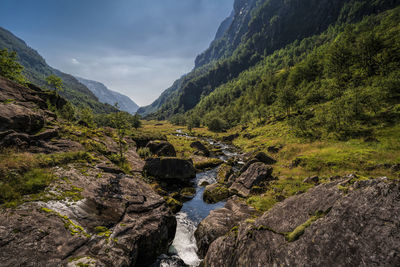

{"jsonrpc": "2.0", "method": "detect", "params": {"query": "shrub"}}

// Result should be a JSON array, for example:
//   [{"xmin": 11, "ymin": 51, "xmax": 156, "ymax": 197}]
[
  {"xmin": 207, "ymin": 118, "xmax": 228, "ymax": 132},
  {"xmin": 137, "ymin": 147, "xmax": 152, "ymax": 159}
]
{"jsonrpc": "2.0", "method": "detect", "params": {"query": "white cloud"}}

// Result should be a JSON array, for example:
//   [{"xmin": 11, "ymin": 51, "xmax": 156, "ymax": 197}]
[{"xmin": 71, "ymin": 58, "xmax": 80, "ymax": 64}]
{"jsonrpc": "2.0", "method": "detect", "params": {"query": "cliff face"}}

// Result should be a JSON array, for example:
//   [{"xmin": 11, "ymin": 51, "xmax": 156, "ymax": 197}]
[
  {"xmin": 76, "ymin": 77, "xmax": 139, "ymax": 114},
  {"xmin": 139, "ymin": 0, "xmax": 399, "ymax": 119},
  {"xmin": 194, "ymin": 0, "xmax": 257, "ymax": 68}
]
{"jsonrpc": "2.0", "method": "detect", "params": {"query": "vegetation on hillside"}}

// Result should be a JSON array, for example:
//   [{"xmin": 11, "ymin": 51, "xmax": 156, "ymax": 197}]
[
  {"xmin": 143, "ymin": 0, "xmax": 398, "ymax": 120},
  {"xmin": 0, "ymin": 27, "xmax": 116, "ymax": 113},
  {"xmin": 176, "ymin": 6, "xmax": 400, "ymax": 141}
]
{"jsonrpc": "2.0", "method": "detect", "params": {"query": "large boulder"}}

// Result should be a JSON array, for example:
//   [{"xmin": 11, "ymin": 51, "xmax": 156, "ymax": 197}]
[
  {"xmin": 0, "ymin": 167, "xmax": 176, "ymax": 267},
  {"xmin": 195, "ymin": 196, "xmax": 255, "ymax": 258},
  {"xmin": 203, "ymin": 183, "xmax": 230, "ymax": 204},
  {"xmin": 0, "ymin": 103, "xmax": 44, "ymax": 134},
  {"xmin": 253, "ymin": 151, "xmax": 276, "ymax": 165},
  {"xmin": 143, "ymin": 157, "xmax": 196, "ymax": 181},
  {"xmin": 190, "ymin": 141, "xmax": 210, "ymax": 157},
  {"xmin": 204, "ymin": 178, "xmax": 400, "ymax": 266},
  {"xmin": 230, "ymin": 162, "xmax": 274, "ymax": 197},
  {"xmin": 146, "ymin": 140, "xmax": 176, "ymax": 157}
]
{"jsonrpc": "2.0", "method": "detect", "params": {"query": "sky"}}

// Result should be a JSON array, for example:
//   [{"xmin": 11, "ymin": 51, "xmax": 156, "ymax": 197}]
[{"xmin": 0, "ymin": 0, "xmax": 234, "ymax": 106}]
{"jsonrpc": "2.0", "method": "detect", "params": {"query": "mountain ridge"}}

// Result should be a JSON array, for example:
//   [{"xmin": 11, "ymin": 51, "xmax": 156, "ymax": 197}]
[
  {"xmin": 75, "ymin": 76, "xmax": 139, "ymax": 114},
  {"xmin": 138, "ymin": 0, "xmax": 399, "ymax": 120},
  {"xmin": 0, "ymin": 26, "xmax": 115, "ymax": 113}
]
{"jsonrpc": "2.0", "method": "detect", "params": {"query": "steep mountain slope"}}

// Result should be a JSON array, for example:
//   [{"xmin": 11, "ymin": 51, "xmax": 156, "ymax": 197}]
[
  {"xmin": 0, "ymin": 27, "xmax": 115, "ymax": 113},
  {"xmin": 139, "ymin": 0, "xmax": 399, "ymax": 119},
  {"xmin": 76, "ymin": 77, "xmax": 139, "ymax": 114}
]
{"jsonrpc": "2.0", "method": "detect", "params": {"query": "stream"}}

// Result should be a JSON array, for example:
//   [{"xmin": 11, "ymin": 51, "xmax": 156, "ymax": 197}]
[{"xmin": 151, "ymin": 134, "xmax": 240, "ymax": 267}]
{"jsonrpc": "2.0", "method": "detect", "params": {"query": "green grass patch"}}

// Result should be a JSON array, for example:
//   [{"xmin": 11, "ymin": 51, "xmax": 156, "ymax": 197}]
[{"xmin": 247, "ymin": 177, "xmax": 313, "ymax": 212}]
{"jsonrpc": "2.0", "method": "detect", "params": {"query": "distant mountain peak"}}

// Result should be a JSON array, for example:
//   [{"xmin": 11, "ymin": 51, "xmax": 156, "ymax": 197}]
[{"xmin": 75, "ymin": 76, "xmax": 139, "ymax": 114}]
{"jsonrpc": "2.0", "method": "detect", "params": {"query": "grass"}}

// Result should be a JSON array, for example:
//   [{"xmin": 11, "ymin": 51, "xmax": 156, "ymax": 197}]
[
  {"xmin": 0, "ymin": 150, "xmax": 94, "ymax": 208},
  {"xmin": 193, "ymin": 157, "xmax": 223, "ymax": 170},
  {"xmin": 167, "ymin": 118, "xmax": 400, "ymax": 179},
  {"xmin": 247, "ymin": 177, "xmax": 314, "ymax": 212}
]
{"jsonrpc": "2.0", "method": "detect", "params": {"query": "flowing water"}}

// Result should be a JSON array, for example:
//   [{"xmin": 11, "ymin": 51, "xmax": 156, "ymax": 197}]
[{"xmin": 151, "ymin": 136, "xmax": 239, "ymax": 267}]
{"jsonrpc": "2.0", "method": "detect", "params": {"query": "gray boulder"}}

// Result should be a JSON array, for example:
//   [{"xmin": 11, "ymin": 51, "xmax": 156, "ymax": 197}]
[
  {"xmin": 205, "ymin": 178, "xmax": 400, "ymax": 266},
  {"xmin": 146, "ymin": 140, "xmax": 176, "ymax": 157},
  {"xmin": 195, "ymin": 196, "xmax": 255, "ymax": 258},
  {"xmin": 190, "ymin": 141, "xmax": 210, "ymax": 157},
  {"xmin": 230, "ymin": 162, "xmax": 274, "ymax": 197},
  {"xmin": 143, "ymin": 157, "xmax": 196, "ymax": 181}
]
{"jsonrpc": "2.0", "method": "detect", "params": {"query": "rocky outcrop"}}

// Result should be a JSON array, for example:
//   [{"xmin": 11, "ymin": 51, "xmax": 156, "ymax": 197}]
[
  {"xmin": 190, "ymin": 141, "xmax": 210, "ymax": 157},
  {"xmin": 0, "ymin": 103, "xmax": 44, "ymax": 134},
  {"xmin": 0, "ymin": 77, "xmax": 79, "ymax": 152},
  {"xmin": 146, "ymin": 140, "xmax": 177, "ymax": 157},
  {"xmin": 0, "ymin": 166, "xmax": 176, "ymax": 267},
  {"xmin": 204, "ymin": 178, "xmax": 400, "ymax": 266},
  {"xmin": 195, "ymin": 196, "xmax": 255, "ymax": 258},
  {"xmin": 230, "ymin": 162, "xmax": 274, "ymax": 197},
  {"xmin": 203, "ymin": 183, "xmax": 230, "ymax": 204},
  {"xmin": 143, "ymin": 157, "xmax": 196, "ymax": 181}
]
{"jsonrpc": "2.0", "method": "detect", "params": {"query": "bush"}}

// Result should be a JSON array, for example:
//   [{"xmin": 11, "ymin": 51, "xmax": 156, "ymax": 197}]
[{"xmin": 207, "ymin": 118, "xmax": 228, "ymax": 132}]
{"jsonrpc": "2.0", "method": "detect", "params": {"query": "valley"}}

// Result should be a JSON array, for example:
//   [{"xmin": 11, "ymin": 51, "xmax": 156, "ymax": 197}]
[{"xmin": 1, "ymin": 0, "xmax": 400, "ymax": 266}]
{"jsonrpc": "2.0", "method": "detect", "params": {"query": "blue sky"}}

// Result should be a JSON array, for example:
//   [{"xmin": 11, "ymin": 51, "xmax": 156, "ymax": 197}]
[{"xmin": 0, "ymin": 0, "xmax": 233, "ymax": 106}]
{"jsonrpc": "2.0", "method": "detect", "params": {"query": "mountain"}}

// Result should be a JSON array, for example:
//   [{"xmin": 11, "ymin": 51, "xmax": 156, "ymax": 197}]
[
  {"xmin": 76, "ymin": 77, "xmax": 139, "ymax": 114},
  {"xmin": 0, "ymin": 26, "xmax": 115, "ymax": 113},
  {"xmin": 138, "ymin": 0, "xmax": 399, "ymax": 120}
]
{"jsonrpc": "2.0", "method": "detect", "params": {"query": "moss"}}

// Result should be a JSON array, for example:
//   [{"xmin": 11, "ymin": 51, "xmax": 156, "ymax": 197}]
[
  {"xmin": 94, "ymin": 226, "xmax": 112, "ymax": 237},
  {"xmin": 180, "ymin": 187, "xmax": 196, "ymax": 199},
  {"xmin": 194, "ymin": 158, "xmax": 224, "ymax": 170},
  {"xmin": 217, "ymin": 164, "xmax": 233, "ymax": 183},
  {"xmin": 40, "ymin": 207, "xmax": 90, "ymax": 238},
  {"xmin": 247, "ymin": 177, "xmax": 313, "ymax": 212},
  {"xmin": 203, "ymin": 185, "xmax": 230, "ymax": 204},
  {"xmin": 165, "ymin": 197, "xmax": 182, "ymax": 213},
  {"xmin": 285, "ymin": 211, "xmax": 327, "ymax": 242}
]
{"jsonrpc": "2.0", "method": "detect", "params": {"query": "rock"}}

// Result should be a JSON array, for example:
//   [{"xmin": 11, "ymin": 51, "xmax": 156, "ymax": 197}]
[
  {"xmin": 195, "ymin": 196, "xmax": 255, "ymax": 258},
  {"xmin": 289, "ymin": 158, "xmax": 302, "ymax": 168},
  {"xmin": 203, "ymin": 184, "xmax": 230, "ymax": 204},
  {"xmin": 0, "ymin": 103, "xmax": 44, "ymax": 134},
  {"xmin": 146, "ymin": 140, "xmax": 176, "ymax": 157},
  {"xmin": 165, "ymin": 197, "xmax": 183, "ymax": 213},
  {"xmin": 0, "ymin": 170, "xmax": 176, "ymax": 267},
  {"xmin": 391, "ymin": 164, "xmax": 400, "ymax": 172},
  {"xmin": 243, "ymin": 133, "xmax": 256, "ymax": 139},
  {"xmin": 31, "ymin": 127, "xmax": 59, "ymax": 141},
  {"xmin": 239, "ymin": 158, "xmax": 259, "ymax": 174},
  {"xmin": 200, "ymin": 181, "xmax": 210, "ymax": 187},
  {"xmin": 96, "ymin": 163, "xmax": 124, "ymax": 174},
  {"xmin": 190, "ymin": 141, "xmax": 210, "ymax": 157},
  {"xmin": 267, "ymin": 145, "xmax": 282, "ymax": 154},
  {"xmin": 217, "ymin": 164, "xmax": 233, "ymax": 184},
  {"xmin": 180, "ymin": 187, "xmax": 196, "ymax": 200},
  {"xmin": 143, "ymin": 157, "xmax": 196, "ymax": 181},
  {"xmin": 230, "ymin": 162, "xmax": 274, "ymax": 197},
  {"xmin": 222, "ymin": 133, "xmax": 239, "ymax": 142},
  {"xmin": 253, "ymin": 152, "xmax": 276, "ymax": 165},
  {"xmin": 0, "ymin": 131, "xmax": 30, "ymax": 148},
  {"xmin": 204, "ymin": 178, "xmax": 400, "ymax": 266},
  {"xmin": 303, "ymin": 176, "xmax": 319, "ymax": 184},
  {"xmin": 193, "ymin": 156, "xmax": 224, "ymax": 170}
]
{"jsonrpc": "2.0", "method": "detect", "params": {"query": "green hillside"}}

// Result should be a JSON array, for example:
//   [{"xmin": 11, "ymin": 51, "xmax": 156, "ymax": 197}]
[
  {"xmin": 140, "ymin": 0, "xmax": 399, "ymax": 122},
  {"xmin": 191, "ymin": 6, "xmax": 400, "ymax": 140},
  {"xmin": 0, "ymin": 27, "xmax": 115, "ymax": 113}
]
